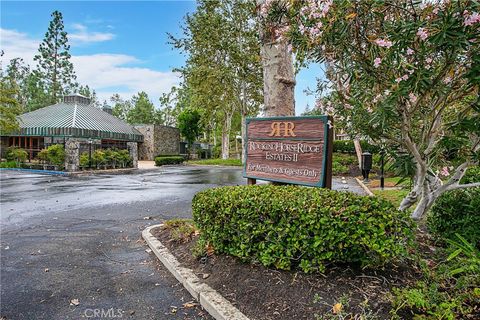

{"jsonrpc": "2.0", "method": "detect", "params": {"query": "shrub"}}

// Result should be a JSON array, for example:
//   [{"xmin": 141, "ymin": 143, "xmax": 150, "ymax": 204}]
[
  {"xmin": 36, "ymin": 144, "xmax": 65, "ymax": 168},
  {"xmin": 37, "ymin": 149, "xmax": 49, "ymax": 162},
  {"xmin": 79, "ymin": 152, "xmax": 90, "ymax": 168},
  {"xmin": 461, "ymin": 166, "xmax": 480, "ymax": 184},
  {"xmin": 428, "ymin": 187, "xmax": 480, "ymax": 247},
  {"xmin": 193, "ymin": 185, "xmax": 414, "ymax": 272},
  {"xmin": 0, "ymin": 161, "xmax": 17, "ymax": 168},
  {"xmin": 46, "ymin": 144, "xmax": 65, "ymax": 167},
  {"xmin": 92, "ymin": 150, "xmax": 106, "ymax": 168},
  {"xmin": 333, "ymin": 140, "xmax": 380, "ymax": 154},
  {"xmin": 79, "ymin": 149, "xmax": 131, "ymax": 169},
  {"xmin": 155, "ymin": 156, "xmax": 184, "ymax": 166},
  {"xmin": 188, "ymin": 158, "xmax": 242, "ymax": 166},
  {"xmin": 391, "ymin": 235, "xmax": 480, "ymax": 319},
  {"xmin": 6, "ymin": 147, "xmax": 28, "ymax": 164},
  {"xmin": 332, "ymin": 161, "xmax": 349, "ymax": 175},
  {"xmin": 117, "ymin": 149, "xmax": 132, "ymax": 168}
]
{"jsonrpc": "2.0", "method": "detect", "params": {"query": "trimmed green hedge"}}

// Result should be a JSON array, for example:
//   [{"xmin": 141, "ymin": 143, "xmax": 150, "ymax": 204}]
[
  {"xmin": 428, "ymin": 167, "xmax": 480, "ymax": 246},
  {"xmin": 155, "ymin": 156, "xmax": 184, "ymax": 166},
  {"xmin": 193, "ymin": 185, "xmax": 414, "ymax": 272},
  {"xmin": 333, "ymin": 140, "xmax": 380, "ymax": 154}
]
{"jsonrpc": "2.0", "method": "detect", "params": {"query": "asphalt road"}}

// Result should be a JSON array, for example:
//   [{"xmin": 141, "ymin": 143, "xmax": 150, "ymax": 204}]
[{"xmin": 0, "ymin": 166, "xmax": 365, "ymax": 320}]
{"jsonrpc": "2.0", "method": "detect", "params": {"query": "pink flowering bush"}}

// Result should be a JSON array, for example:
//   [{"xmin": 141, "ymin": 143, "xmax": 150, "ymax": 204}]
[{"xmin": 263, "ymin": 0, "xmax": 480, "ymax": 219}]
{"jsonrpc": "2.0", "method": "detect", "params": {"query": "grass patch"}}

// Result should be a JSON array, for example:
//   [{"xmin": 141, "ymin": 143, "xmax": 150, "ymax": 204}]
[
  {"xmin": 162, "ymin": 218, "xmax": 198, "ymax": 243},
  {"xmin": 373, "ymin": 188, "xmax": 409, "ymax": 208},
  {"xmin": 333, "ymin": 153, "xmax": 358, "ymax": 165},
  {"xmin": 368, "ymin": 177, "xmax": 411, "ymax": 188},
  {"xmin": 188, "ymin": 158, "xmax": 242, "ymax": 166}
]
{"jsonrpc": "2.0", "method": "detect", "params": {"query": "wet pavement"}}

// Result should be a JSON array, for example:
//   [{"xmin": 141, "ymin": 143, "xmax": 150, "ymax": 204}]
[{"xmin": 0, "ymin": 166, "xmax": 365, "ymax": 319}]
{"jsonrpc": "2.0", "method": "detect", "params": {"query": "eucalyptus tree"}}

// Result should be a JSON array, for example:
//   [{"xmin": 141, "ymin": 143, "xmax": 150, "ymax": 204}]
[
  {"xmin": 171, "ymin": 0, "xmax": 263, "ymax": 160},
  {"xmin": 34, "ymin": 10, "xmax": 77, "ymax": 104},
  {"xmin": 158, "ymin": 85, "xmax": 191, "ymax": 127},
  {"xmin": 257, "ymin": 0, "xmax": 296, "ymax": 117}
]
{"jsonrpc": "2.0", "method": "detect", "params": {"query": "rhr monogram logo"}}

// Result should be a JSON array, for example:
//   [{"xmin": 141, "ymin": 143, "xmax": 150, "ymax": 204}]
[
  {"xmin": 268, "ymin": 122, "xmax": 296, "ymax": 137},
  {"xmin": 84, "ymin": 308, "xmax": 123, "ymax": 318}
]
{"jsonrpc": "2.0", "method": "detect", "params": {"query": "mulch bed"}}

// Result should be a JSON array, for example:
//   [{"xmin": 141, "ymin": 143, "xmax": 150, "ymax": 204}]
[{"xmin": 151, "ymin": 226, "xmax": 431, "ymax": 320}]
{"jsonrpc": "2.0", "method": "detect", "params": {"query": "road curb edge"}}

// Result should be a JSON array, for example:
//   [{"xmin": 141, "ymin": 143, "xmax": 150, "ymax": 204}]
[
  {"xmin": 354, "ymin": 177, "xmax": 375, "ymax": 196},
  {"xmin": 142, "ymin": 224, "xmax": 249, "ymax": 320}
]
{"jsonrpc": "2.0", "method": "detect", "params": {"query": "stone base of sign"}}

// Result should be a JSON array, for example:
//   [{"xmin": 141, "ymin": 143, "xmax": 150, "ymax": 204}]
[{"xmin": 142, "ymin": 224, "xmax": 249, "ymax": 320}]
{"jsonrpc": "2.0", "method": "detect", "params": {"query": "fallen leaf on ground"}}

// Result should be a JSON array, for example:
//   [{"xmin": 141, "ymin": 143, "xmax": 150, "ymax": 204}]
[
  {"xmin": 332, "ymin": 303, "xmax": 342, "ymax": 314},
  {"xmin": 183, "ymin": 301, "xmax": 197, "ymax": 308},
  {"xmin": 70, "ymin": 299, "xmax": 80, "ymax": 306},
  {"xmin": 206, "ymin": 244, "xmax": 215, "ymax": 256}
]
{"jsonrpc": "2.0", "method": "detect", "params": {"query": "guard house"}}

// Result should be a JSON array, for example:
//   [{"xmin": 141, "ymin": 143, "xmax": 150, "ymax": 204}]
[{"xmin": 0, "ymin": 94, "xmax": 143, "ymax": 171}]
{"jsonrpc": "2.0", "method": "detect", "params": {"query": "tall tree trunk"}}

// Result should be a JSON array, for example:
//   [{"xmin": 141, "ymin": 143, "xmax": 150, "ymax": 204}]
[
  {"xmin": 241, "ymin": 112, "xmax": 247, "ymax": 163},
  {"xmin": 257, "ymin": 0, "xmax": 295, "ymax": 117},
  {"xmin": 221, "ymin": 112, "xmax": 232, "ymax": 160},
  {"xmin": 261, "ymin": 42, "xmax": 296, "ymax": 116}
]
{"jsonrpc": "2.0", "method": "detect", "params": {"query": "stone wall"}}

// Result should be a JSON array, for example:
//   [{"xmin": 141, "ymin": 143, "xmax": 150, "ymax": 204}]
[
  {"xmin": 155, "ymin": 125, "xmax": 180, "ymax": 156},
  {"xmin": 134, "ymin": 125, "xmax": 180, "ymax": 160},
  {"xmin": 135, "ymin": 125, "xmax": 154, "ymax": 160}
]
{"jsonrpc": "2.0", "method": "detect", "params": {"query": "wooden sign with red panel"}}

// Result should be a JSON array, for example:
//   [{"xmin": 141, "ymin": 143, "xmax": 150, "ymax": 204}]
[{"xmin": 243, "ymin": 116, "xmax": 333, "ymax": 188}]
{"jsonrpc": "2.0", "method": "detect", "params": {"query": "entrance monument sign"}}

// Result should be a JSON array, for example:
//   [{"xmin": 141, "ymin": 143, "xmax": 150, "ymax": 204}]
[{"xmin": 243, "ymin": 116, "xmax": 333, "ymax": 188}]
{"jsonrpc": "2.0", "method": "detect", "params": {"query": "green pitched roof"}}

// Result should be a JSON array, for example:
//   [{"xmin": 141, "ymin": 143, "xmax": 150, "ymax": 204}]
[{"xmin": 9, "ymin": 95, "xmax": 143, "ymax": 142}]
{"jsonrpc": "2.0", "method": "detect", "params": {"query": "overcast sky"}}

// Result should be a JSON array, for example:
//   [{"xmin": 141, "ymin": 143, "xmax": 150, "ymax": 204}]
[{"xmin": 1, "ymin": 0, "xmax": 322, "ymax": 115}]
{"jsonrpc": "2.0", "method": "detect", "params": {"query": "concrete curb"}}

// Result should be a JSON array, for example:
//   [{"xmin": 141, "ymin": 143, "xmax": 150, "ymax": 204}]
[
  {"xmin": 354, "ymin": 177, "xmax": 375, "ymax": 196},
  {"xmin": 0, "ymin": 168, "xmax": 69, "ymax": 175},
  {"xmin": 142, "ymin": 224, "xmax": 249, "ymax": 320},
  {"xmin": 0, "ymin": 167, "xmax": 138, "ymax": 176}
]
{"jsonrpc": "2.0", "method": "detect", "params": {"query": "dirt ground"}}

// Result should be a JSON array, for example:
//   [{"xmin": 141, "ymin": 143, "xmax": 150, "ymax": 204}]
[{"xmin": 152, "ymin": 226, "xmax": 423, "ymax": 320}]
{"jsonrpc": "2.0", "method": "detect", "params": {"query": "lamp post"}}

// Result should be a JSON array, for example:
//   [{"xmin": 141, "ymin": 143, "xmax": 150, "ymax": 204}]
[
  {"xmin": 380, "ymin": 147, "xmax": 385, "ymax": 190},
  {"xmin": 88, "ymin": 139, "xmax": 93, "ymax": 169},
  {"xmin": 361, "ymin": 151, "xmax": 372, "ymax": 183}
]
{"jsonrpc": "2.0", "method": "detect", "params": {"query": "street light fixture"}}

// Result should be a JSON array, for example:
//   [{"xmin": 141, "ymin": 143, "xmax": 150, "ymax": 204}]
[{"xmin": 88, "ymin": 139, "xmax": 93, "ymax": 169}]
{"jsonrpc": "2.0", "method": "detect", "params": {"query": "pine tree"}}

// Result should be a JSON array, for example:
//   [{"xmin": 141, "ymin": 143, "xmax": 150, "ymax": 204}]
[
  {"xmin": 78, "ymin": 85, "xmax": 100, "ymax": 107},
  {"xmin": 127, "ymin": 92, "xmax": 155, "ymax": 124},
  {"xmin": 34, "ymin": 10, "xmax": 77, "ymax": 105}
]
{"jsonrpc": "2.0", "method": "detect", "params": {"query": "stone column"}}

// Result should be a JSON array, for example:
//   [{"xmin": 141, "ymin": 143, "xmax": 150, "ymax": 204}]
[
  {"xmin": 64, "ymin": 138, "xmax": 80, "ymax": 172},
  {"xmin": 127, "ymin": 142, "xmax": 138, "ymax": 168}
]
